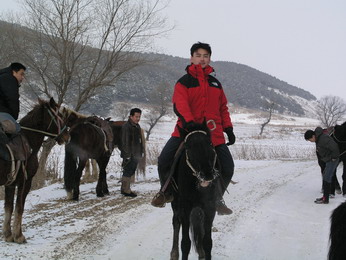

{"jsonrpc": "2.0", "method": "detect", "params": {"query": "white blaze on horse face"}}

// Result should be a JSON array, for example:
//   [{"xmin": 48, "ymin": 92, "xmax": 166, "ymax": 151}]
[{"xmin": 200, "ymin": 181, "xmax": 210, "ymax": 187}]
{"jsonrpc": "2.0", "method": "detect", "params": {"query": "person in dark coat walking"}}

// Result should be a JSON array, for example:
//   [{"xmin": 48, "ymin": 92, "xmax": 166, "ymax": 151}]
[
  {"xmin": 0, "ymin": 62, "xmax": 26, "ymax": 144},
  {"xmin": 305, "ymin": 127, "xmax": 340, "ymax": 204},
  {"xmin": 151, "ymin": 42, "xmax": 236, "ymax": 215},
  {"xmin": 120, "ymin": 108, "xmax": 144, "ymax": 197}
]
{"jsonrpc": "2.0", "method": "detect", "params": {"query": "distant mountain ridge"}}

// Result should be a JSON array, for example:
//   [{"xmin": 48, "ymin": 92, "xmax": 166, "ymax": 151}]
[
  {"xmin": 110, "ymin": 53, "xmax": 316, "ymax": 116},
  {"xmin": 0, "ymin": 20, "xmax": 316, "ymax": 116}
]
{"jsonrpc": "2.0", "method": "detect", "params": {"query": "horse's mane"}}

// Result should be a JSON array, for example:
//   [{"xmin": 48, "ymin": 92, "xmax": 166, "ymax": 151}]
[
  {"xmin": 19, "ymin": 99, "xmax": 48, "ymax": 126},
  {"xmin": 63, "ymin": 107, "xmax": 88, "ymax": 119}
]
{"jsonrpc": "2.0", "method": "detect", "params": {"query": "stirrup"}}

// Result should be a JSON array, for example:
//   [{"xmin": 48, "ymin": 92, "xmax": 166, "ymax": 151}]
[{"xmin": 151, "ymin": 191, "xmax": 173, "ymax": 208}]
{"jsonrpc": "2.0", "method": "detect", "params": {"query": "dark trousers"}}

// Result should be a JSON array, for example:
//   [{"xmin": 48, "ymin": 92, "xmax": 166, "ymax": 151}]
[
  {"xmin": 157, "ymin": 136, "xmax": 235, "ymax": 191},
  {"xmin": 122, "ymin": 157, "xmax": 138, "ymax": 177}
]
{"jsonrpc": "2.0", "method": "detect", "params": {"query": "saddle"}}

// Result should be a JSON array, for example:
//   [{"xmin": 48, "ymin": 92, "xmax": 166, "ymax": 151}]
[
  {"xmin": 0, "ymin": 134, "xmax": 31, "ymax": 161},
  {"xmin": 0, "ymin": 134, "xmax": 31, "ymax": 186},
  {"xmin": 85, "ymin": 116, "xmax": 114, "ymax": 153}
]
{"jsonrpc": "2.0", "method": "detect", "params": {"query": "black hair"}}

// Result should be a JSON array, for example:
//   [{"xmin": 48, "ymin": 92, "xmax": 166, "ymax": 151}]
[
  {"xmin": 190, "ymin": 42, "xmax": 212, "ymax": 56},
  {"xmin": 304, "ymin": 130, "xmax": 315, "ymax": 140},
  {"xmin": 130, "ymin": 108, "xmax": 142, "ymax": 116},
  {"xmin": 10, "ymin": 62, "xmax": 26, "ymax": 72}
]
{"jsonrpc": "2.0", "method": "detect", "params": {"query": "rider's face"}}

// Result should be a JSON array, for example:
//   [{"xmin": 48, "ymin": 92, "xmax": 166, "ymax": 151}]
[
  {"xmin": 190, "ymin": 48, "xmax": 211, "ymax": 68},
  {"xmin": 13, "ymin": 69, "xmax": 25, "ymax": 84}
]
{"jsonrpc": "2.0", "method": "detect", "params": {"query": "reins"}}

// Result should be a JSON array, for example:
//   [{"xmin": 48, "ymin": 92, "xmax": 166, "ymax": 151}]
[
  {"xmin": 20, "ymin": 104, "xmax": 67, "ymax": 139},
  {"xmin": 184, "ymin": 130, "xmax": 219, "ymax": 183}
]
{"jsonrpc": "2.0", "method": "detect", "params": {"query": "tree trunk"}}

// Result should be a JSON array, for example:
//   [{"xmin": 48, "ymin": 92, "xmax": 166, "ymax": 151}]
[{"xmin": 32, "ymin": 138, "xmax": 56, "ymax": 189}]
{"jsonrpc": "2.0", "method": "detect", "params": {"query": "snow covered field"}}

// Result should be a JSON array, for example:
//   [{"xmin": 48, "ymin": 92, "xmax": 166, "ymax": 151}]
[{"xmin": 0, "ymin": 110, "xmax": 345, "ymax": 260}]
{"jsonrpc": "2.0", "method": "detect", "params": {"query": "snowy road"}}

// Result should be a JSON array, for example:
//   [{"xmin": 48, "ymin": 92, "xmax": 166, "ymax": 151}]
[{"xmin": 0, "ymin": 160, "xmax": 344, "ymax": 260}]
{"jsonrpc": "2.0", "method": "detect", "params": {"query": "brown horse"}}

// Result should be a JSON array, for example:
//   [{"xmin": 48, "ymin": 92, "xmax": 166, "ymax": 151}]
[
  {"xmin": 0, "ymin": 98, "xmax": 69, "ymax": 243},
  {"xmin": 62, "ymin": 107, "xmax": 125, "ymax": 200}
]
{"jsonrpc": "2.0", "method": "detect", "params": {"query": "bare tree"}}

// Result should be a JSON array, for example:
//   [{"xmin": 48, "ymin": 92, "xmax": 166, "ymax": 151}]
[
  {"xmin": 259, "ymin": 101, "xmax": 275, "ymax": 135},
  {"xmin": 1, "ymin": 0, "xmax": 172, "ymax": 187},
  {"xmin": 6, "ymin": 0, "xmax": 172, "ymax": 109},
  {"xmin": 112, "ymin": 102, "xmax": 133, "ymax": 121},
  {"xmin": 145, "ymin": 82, "xmax": 172, "ymax": 141},
  {"xmin": 316, "ymin": 95, "xmax": 346, "ymax": 127}
]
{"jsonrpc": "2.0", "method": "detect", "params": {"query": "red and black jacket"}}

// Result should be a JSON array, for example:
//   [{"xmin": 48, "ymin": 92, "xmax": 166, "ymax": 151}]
[{"xmin": 172, "ymin": 64, "xmax": 233, "ymax": 146}]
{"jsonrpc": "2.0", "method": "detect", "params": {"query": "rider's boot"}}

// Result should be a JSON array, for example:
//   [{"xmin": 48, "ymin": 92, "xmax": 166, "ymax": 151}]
[
  {"xmin": 215, "ymin": 178, "xmax": 233, "ymax": 215},
  {"xmin": 151, "ymin": 169, "xmax": 174, "ymax": 207}
]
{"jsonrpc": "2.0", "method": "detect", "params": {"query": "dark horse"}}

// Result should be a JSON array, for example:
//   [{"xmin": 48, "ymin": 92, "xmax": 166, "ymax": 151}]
[
  {"xmin": 0, "ymin": 98, "xmax": 68, "ymax": 243},
  {"xmin": 62, "ymin": 108, "xmax": 124, "ymax": 200},
  {"xmin": 329, "ymin": 201, "xmax": 346, "ymax": 260},
  {"xmin": 170, "ymin": 122, "xmax": 219, "ymax": 260},
  {"xmin": 331, "ymin": 122, "xmax": 346, "ymax": 195}
]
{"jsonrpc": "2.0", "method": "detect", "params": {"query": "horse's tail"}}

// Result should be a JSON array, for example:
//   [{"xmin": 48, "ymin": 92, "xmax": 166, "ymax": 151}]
[
  {"xmin": 329, "ymin": 201, "xmax": 346, "ymax": 260},
  {"xmin": 64, "ymin": 147, "xmax": 76, "ymax": 195},
  {"xmin": 190, "ymin": 207, "xmax": 205, "ymax": 254}
]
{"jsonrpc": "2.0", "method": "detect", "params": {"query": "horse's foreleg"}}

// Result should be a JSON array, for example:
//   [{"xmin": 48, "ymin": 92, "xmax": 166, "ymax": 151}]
[
  {"xmin": 3, "ymin": 185, "xmax": 15, "ymax": 242},
  {"xmin": 73, "ymin": 159, "xmax": 86, "ymax": 201},
  {"xmin": 181, "ymin": 217, "xmax": 191, "ymax": 260},
  {"xmin": 13, "ymin": 177, "xmax": 33, "ymax": 244},
  {"xmin": 170, "ymin": 210, "xmax": 180, "ymax": 260},
  {"xmin": 342, "ymin": 162, "xmax": 346, "ymax": 195},
  {"xmin": 203, "ymin": 220, "xmax": 213, "ymax": 260},
  {"xmin": 96, "ymin": 156, "xmax": 110, "ymax": 197}
]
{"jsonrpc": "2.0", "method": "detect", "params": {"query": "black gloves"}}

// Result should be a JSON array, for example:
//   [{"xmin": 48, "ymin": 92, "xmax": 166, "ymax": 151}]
[
  {"xmin": 225, "ymin": 127, "xmax": 236, "ymax": 145},
  {"xmin": 184, "ymin": 121, "xmax": 197, "ymax": 132}
]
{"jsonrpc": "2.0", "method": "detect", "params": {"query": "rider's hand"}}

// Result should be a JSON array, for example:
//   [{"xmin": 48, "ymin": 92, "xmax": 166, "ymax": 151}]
[
  {"xmin": 225, "ymin": 127, "xmax": 236, "ymax": 145},
  {"xmin": 184, "ymin": 121, "xmax": 197, "ymax": 132}
]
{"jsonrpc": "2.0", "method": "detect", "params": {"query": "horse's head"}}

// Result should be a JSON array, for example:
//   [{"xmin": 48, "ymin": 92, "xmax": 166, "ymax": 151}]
[
  {"xmin": 60, "ymin": 106, "xmax": 87, "ymax": 128},
  {"xmin": 333, "ymin": 121, "xmax": 346, "ymax": 143},
  {"xmin": 39, "ymin": 97, "xmax": 70, "ymax": 145},
  {"xmin": 180, "ymin": 121, "xmax": 219, "ymax": 187}
]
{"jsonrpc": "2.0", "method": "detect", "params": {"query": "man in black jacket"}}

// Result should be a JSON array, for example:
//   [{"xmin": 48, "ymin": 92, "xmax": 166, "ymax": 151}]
[
  {"xmin": 0, "ymin": 62, "xmax": 26, "ymax": 144},
  {"xmin": 305, "ymin": 127, "xmax": 340, "ymax": 204},
  {"xmin": 120, "ymin": 108, "xmax": 144, "ymax": 197}
]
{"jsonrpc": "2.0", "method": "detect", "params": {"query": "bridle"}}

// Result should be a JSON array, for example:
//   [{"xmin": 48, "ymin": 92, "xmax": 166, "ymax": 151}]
[
  {"xmin": 330, "ymin": 129, "xmax": 346, "ymax": 143},
  {"xmin": 330, "ymin": 128, "xmax": 346, "ymax": 157},
  {"xmin": 21, "ymin": 104, "xmax": 67, "ymax": 140},
  {"xmin": 184, "ymin": 130, "xmax": 219, "ymax": 185}
]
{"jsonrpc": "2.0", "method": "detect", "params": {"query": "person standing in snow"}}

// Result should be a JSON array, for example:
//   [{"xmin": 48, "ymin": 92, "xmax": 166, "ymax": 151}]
[
  {"xmin": 0, "ymin": 62, "xmax": 26, "ymax": 144},
  {"xmin": 120, "ymin": 108, "xmax": 145, "ymax": 198},
  {"xmin": 305, "ymin": 127, "xmax": 340, "ymax": 204},
  {"xmin": 151, "ymin": 42, "xmax": 236, "ymax": 215}
]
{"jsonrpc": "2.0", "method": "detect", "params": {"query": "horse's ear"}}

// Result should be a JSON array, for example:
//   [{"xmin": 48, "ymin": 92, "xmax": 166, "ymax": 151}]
[
  {"xmin": 49, "ymin": 97, "xmax": 59, "ymax": 108},
  {"xmin": 177, "ymin": 125, "xmax": 188, "ymax": 138}
]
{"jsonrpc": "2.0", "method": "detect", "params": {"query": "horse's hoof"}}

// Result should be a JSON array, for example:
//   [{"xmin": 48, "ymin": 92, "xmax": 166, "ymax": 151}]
[
  {"xmin": 96, "ymin": 193, "xmax": 105, "ymax": 197},
  {"xmin": 14, "ymin": 235, "xmax": 27, "ymax": 244},
  {"xmin": 4, "ymin": 235, "xmax": 14, "ymax": 242}
]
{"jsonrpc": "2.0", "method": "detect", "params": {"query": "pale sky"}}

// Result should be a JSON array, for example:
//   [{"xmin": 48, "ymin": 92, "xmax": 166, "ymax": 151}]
[{"xmin": 2, "ymin": 0, "xmax": 346, "ymax": 101}]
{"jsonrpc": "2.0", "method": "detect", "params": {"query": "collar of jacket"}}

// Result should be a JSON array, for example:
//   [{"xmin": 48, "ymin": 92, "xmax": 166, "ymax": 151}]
[
  {"xmin": 128, "ymin": 118, "xmax": 139, "ymax": 127},
  {"xmin": 186, "ymin": 64, "xmax": 214, "ymax": 79}
]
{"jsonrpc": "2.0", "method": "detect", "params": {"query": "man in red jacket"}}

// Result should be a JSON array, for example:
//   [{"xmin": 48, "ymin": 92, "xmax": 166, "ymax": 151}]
[{"xmin": 151, "ymin": 42, "xmax": 236, "ymax": 215}]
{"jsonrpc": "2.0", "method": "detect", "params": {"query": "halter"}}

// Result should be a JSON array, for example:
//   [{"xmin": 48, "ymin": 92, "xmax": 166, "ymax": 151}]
[
  {"xmin": 330, "ymin": 128, "xmax": 346, "ymax": 143},
  {"xmin": 21, "ymin": 104, "xmax": 67, "ymax": 139},
  {"xmin": 184, "ymin": 130, "xmax": 219, "ymax": 185},
  {"xmin": 330, "ymin": 128, "xmax": 346, "ymax": 157}
]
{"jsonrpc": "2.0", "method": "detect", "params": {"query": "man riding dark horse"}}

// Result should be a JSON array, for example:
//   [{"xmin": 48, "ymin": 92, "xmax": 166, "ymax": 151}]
[{"xmin": 0, "ymin": 63, "xmax": 26, "ymax": 145}]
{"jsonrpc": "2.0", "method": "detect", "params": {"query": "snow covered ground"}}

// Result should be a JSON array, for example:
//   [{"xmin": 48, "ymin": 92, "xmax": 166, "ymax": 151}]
[{"xmin": 0, "ymin": 110, "xmax": 345, "ymax": 260}]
